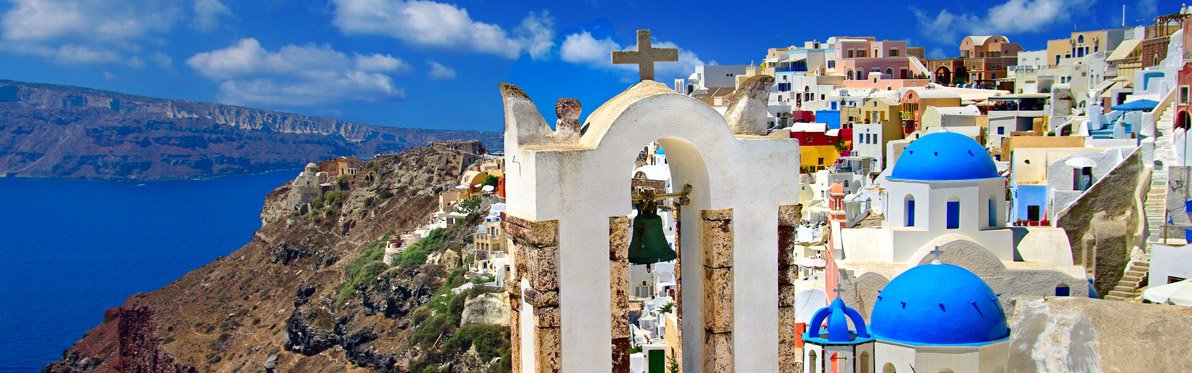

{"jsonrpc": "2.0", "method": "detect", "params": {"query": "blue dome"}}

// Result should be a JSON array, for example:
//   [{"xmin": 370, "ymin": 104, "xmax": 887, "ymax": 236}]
[
  {"xmin": 802, "ymin": 298, "xmax": 874, "ymax": 345},
  {"xmin": 890, "ymin": 132, "xmax": 999, "ymax": 181},
  {"xmin": 870, "ymin": 264, "xmax": 1010, "ymax": 345}
]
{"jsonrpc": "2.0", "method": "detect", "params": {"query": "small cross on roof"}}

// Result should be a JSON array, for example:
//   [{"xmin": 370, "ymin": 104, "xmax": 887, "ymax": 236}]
[
  {"xmin": 832, "ymin": 280, "xmax": 847, "ymax": 297},
  {"xmin": 612, "ymin": 29, "xmax": 678, "ymax": 82},
  {"xmin": 930, "ymin": 246, "xmax": 944, "ymax": 264}
]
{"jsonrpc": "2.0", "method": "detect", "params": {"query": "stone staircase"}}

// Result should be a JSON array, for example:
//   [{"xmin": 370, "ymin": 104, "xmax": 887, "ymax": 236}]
[
  {"xmin": 1105, "ymin": 254, "xmax": 1151, "ymax": 300},
  {"xmin": 1145, "ymin": 103, "xmax": 1178, "ymax": 243}
]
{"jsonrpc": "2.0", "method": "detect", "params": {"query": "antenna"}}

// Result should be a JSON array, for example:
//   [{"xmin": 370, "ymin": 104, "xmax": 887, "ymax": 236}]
[{"xmin": 1122, "ymin": 5, "xmax": 1126, "ymax": 28}]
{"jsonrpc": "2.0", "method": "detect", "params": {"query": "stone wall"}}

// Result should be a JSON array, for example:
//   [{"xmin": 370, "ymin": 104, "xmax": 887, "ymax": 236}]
[
  {"xmin": 777, "ymin": 204, "xmax": 801, "ymax": 372},
  {"xmin": 609, "ymin": 215, "xmax": 631, "ymax": 372},
  {"xmin": 700, "ymin": 209, "xmax": 734, "ymax": 372},
  {"xmin": 1055, "ymin": 148, "xmax": 1146, "ymax": 296},
  {"xmin": 502, "ymin": 214, "xmax": 561, "ymax": 372}
]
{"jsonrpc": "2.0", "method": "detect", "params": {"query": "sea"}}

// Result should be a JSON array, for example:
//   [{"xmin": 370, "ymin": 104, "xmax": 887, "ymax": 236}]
[{"xmin": 0, "ymin": 170, "xmax": 299, "ymax": 372}]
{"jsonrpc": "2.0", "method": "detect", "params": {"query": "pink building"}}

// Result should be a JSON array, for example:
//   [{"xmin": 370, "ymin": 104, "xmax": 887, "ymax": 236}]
[{"xmin": 835, "ymin": 37, "xmax": 931, "ymax": 89}]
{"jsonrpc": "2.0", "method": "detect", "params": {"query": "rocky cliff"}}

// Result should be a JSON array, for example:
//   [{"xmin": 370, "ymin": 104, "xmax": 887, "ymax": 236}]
[
  {"xmin": 0, "ymin": 80, "xmax": 502, "ymax": 180},
  {"xmin": 45, "ymin": 141, "xmax": 510, "ymax": 372}
]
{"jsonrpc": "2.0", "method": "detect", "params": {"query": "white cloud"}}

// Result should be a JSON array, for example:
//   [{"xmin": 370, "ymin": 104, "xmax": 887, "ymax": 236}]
[
  {"xmin": 0, "ymin": 0, "xmax": 227, "ymax": 68},
  {"xmin": 149, "ymin": 50, "xmax": 172, "ymax": 68},
  {"xmin": 928, "ymin": 48, "xmax": 947, "ymax": 59},
  {"xmin": 102, "ymin": 71, "xmax": 118, "ymax": 81},
  {"xmin": 192, "ymin": 0, "xmax": 232, "ymax": 31},
  {"xmin": 559, "ymin": 31, "xmax": 705, "ymax": 78},
  {"xmin": 912, "ymin": 0, "xmax": 1091, "ymax": 44},
  {"xmin": 427, "ymin": 60, "xmax": 456, "ymax": 80},
  {"xmin": 187, "ymin": 38, "xmax": 408, "ymax": 106},
  {"xmin": 560, "ymin": 31, "xmax": 623, "ymax": 67},
  {"xmin": 356, "ymin": 53, "xmax": 410, "ymax": 72},
  {"xmin": 331, "ymin": 0, "xmax": 555, "ymax": 59}
]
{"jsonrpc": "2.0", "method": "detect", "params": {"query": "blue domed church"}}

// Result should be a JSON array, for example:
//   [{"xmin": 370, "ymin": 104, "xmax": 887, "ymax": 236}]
[
  {"xmin": 804, "ymin": 263, "xmax": 1011, "ymax": 373},
  {"xmin": 833, "ymin": 132, "xmax": 1090, "ymax": 317}
]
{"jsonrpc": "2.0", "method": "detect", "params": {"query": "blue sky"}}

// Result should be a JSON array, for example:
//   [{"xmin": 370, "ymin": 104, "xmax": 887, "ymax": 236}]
[{"xmin": 0, "ymin": 0, "xmax": 1171, "ymax": 132}]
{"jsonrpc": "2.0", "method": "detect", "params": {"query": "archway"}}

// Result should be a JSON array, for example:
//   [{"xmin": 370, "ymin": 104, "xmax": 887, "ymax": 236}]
[
  {"xmin": 501, "ymin": 81, "xmax": 799, "ymax": 371},
  {"xmin": 935, "ymin": 66, "xmax": 952, "ymax": 85},
  {"xmin": 1177, "ymin": 110, "xmax": 1191, "ymax": 131},
  {"xmin": 884, "ymin": 362, "xmax": 897, "ymax": 373}
]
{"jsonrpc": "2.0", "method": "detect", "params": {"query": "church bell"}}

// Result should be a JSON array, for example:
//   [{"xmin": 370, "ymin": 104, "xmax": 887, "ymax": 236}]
[{"xmin": 627, "ymin": 199, "xmax": 677, "ymax": 265}]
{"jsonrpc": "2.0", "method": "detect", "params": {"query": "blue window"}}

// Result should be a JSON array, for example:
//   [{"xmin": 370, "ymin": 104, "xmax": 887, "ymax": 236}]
[
  {"xmin": 947, "ymin": 201, "xmax": 961, "ymax": 229},
  {"xmin": 906, "ymin": 197, "xmax": 916, "ymax": 227},
  {"xmin": 988, "ymin": 199, "xmax": 995, "ymax": 227},
  {"xmin": 1055, "ymin": 285, "xmax": 1070, "ymax": 296},
  {"xmin": 997, "ymin": 127, "xmax": 1005, "ymax": 135}
]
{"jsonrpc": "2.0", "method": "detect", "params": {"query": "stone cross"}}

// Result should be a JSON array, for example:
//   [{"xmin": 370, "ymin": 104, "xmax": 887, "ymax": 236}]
[
  {"xmin": 612, "ymin": 29, "xmax": 678, "ymax": 81},
  {"xmin": 930, "ymin": 246, "xmax": 944, "ymax": 264},
  {"xmin": 832, "ymin": 280, "xmax": 847, "ymax": 298}
]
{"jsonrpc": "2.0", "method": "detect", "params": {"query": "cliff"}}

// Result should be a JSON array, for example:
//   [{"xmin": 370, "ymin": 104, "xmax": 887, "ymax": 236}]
[
  {"xmin": 45, "ymin": 141, "xmax": 510, "ymax": 372},
  {"xmin": 0, "ymin": 80, "xmax": 502, "ymax": 180}
]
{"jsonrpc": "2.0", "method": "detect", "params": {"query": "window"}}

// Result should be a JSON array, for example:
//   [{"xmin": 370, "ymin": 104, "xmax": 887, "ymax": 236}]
[
  {"xmin": 848, "ymin": 49, "xmax": 855, "ymax": 58},
  {"xmin": 860, "ymin": 351, "xmax": 872, "ymax": 373},
  {"xmin": 1180, "ymin": 85, "xmax": 1190, "ymax": 105},
  {"xmin": 1027, "ymin": 205, "xmax": 1041, "ymax": 221},
  {"xmin": 809, "ymin": 351, "xmax": 819, "ymax": 373},
  {"xmin": 906, "ymin": 196, "xmax": 916, "ymax": 227},
  {"xmin": 946, "ymin": 200, "xmax": 960, "ymax": 229},
  {"xmin": 818, "ymin": 157, "xmax": 824, "ymax": 165},
  {"xmin": 890, "ymin": 48, "xmax": 899, "ymax": 57},
  {"xmin": 1075, "ymin": 167, "xmax": 1093, "ymax": 191},
  {"xmin": 1055, "ymin": 284, "xmax": 1070, "ymax": 296},
  {"xmin": 884, "ymin": 363, "xmax": 897, "ymax": 373},
  {"xmin": 997, "ymin": 127, "xmax": 1005, "ymax": 135},
  {"xmin": 985, "ymin": 198, "xmax": 997, "ymax": 227}
]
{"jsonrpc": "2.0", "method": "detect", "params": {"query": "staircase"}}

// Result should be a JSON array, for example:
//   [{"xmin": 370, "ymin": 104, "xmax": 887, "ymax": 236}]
[
  {"xmin": 1145, "ymin": 102, "xmax": 1178, "ymax": 243},
  {"xmin": 1105, "ymin": 254, "xmax": 1151, "ymax": 300}
]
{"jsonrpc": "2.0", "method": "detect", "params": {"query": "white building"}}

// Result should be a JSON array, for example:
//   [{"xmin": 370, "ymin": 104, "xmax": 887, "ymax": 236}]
[{"xmin": 838, "ymin": 132, "xmax": 1091, "ymax": 311}]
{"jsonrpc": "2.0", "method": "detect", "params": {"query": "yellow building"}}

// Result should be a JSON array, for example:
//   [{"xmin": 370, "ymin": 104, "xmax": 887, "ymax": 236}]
[
  {"xmin": 801, "ymin": 145, "xmax": 842, "ymax": 173},
  {"xmin": 1046, "ymin": 29, "xmax": 1125, "ymax": 66}
]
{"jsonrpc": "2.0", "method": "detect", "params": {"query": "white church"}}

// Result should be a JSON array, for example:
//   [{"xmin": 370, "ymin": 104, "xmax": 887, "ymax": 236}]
[{"xmin": 837, "ymin": 132, "xmax": 1092, "ymax": 310}]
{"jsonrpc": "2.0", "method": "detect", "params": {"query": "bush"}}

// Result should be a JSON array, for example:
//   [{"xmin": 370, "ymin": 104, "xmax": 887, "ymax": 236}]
[
  {"xmin": 444, "ymin": 324, "xmax": 510, "ymax": 361},
  {"xmin": 310, "ymin": 198, "xmax": 324, "ymax": 210},
  {"xmin": 337, "ymin": 174, "xmax": 351, "ymax": 187},
  {"xmin": 323, "ymin": 191, "xmax": 348, "ymax": 208},
  {"xmin": 457, "ymin": 198, "xmax": 481, "ymax": 214},
  {"xmin": 396, "ymin": 228, "xmax": 454, "ymax": 268},
  {"xmin": 335, "ymin": 239, "xmax": 390, "ymax": 306}
]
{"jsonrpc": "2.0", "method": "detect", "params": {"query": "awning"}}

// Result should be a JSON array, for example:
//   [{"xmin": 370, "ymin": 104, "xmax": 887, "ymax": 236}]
[
  {"xmin": 1106, "ymin": 39, "xmax": 1142, "ymax": 62},
  {"xmin": 1100, "ymin": 80, "xmax": 1130, "ymax": 98},
  {"xmin": 1112, "ymin": 99, "xmax": 1159, "ymax": 111},
  {"xmin": 1142, "ymin": 279, "xmax": 1192, "ymax": 306}
]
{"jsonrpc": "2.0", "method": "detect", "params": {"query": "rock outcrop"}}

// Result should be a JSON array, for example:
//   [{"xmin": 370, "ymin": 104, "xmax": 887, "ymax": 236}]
[
  {"xmin": 460, "ymin": 292, "xmax": 511, "ymax": 327},
  {"xmin": 1055, "ymin": 148, "xmax": 1147, "ymax": 295},
  {"xmin": 1007, "ymin": 297, "xmax": 1192, "ymax": 372}
]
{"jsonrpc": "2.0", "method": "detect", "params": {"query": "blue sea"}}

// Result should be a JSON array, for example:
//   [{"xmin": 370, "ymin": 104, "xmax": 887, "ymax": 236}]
[{"xmin": 0, "ymin": 170, "xmax": 298, "ymax": 371}]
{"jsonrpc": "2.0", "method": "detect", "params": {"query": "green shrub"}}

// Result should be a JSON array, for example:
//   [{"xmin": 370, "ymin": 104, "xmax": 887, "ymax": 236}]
[
  {"xmin": 443, "ymin": 324, "xmax": 510, "ymax": 361},
  {"xmin": 310, "ymin": 198, "xmax": 324, "ymax": 210},
  {"xmin": 324, "ymin": 191, "xmax": 348, "ymax": 208},
  {"xmin": 335, "ymin": 239, "xmax": 390, "ymax": 306},
  {"xmin": 457, "ymin": 197, "xmax": 481, "ymax": 214},
  {"xmin": 396, "ymin": 228, "xmax": 454, "ymax": 268},
  {"xmin": 337, "ymin": 174, "xmax": 351, "ymax": 187}
]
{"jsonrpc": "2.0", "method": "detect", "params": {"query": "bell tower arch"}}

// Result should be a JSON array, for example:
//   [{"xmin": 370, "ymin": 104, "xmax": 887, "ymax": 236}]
[{"xmin": 500, "ymin": 78, "xmax": 799, "ymax": 372}]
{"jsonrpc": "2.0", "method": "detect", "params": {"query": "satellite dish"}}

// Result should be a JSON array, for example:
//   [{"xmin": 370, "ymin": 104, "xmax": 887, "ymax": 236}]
[{"xmin": 794, "ymin": 288, "xmax": 828, "ymax": 323}]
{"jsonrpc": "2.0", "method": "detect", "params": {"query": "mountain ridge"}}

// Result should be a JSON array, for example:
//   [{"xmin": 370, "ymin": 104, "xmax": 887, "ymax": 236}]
[{"xmin": 0, "ymin": 79, "xmax": 502, "ymax": 180}]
